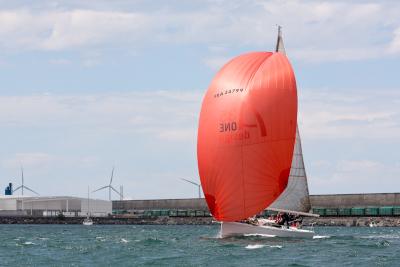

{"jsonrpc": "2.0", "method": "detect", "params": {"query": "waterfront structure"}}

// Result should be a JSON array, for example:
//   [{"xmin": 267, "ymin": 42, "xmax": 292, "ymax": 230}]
[
  {"xmin": 0, "ymin": 195, "xmax": 111, "ymax": 217},
  {"xmin": 113, "ymin": 193, "xmax": 400, "ymax": 217},
  {"xmin": 310, "ymin": 193, "xmax": 400, "ymax": 208},
  {"xmin": 113, "ymin": 198, "xmax": 208, "ymax": 212}
]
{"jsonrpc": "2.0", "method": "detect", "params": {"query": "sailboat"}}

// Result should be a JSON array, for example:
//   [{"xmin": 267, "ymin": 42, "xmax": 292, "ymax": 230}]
[
  {"xmin": 83, "ymin": 187, "xmax": 94, "ymax": 226},
  {"xmin": 197, "ymin": 27, "xmax": 316, "ymax": 238}
]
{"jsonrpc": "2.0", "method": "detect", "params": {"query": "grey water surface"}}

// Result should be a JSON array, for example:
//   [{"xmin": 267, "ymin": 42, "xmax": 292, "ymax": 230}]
[{"xmin": 0, "ymin": 224, "xmax": 398, "ymax": 266}]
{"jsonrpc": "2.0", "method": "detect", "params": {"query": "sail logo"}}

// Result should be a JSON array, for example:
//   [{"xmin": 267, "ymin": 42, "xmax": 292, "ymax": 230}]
[
  {"xmin": 218, "ymin": 106, "xmax": 267, "ymax": 145},
  {"xmin": 218, "ymin": 122, "xmax": 250, "ymax": 143},
  {"xmin": 214, "ymin": 88, "xmax": 246, "ymax": 98},
  {"xmin": 240, "ymin": 109, "xmax": 267, "ymax": 137},
  {"xmin": 219, "ymin": 122, "xmax": 238, "ymax": 132}
]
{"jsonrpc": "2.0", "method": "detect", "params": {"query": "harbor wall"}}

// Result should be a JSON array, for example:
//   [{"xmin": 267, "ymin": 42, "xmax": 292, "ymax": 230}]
[
  {"xmin": 113, "ymin": 193, "xmax": 400, "ymax": 211},
  {"xmin": 113, "ymin": 198, "xmax": 208, "ymax": 211},
  {"xmin": 310, "ymin": 193, "xmax": 400, "ymax": 208}
]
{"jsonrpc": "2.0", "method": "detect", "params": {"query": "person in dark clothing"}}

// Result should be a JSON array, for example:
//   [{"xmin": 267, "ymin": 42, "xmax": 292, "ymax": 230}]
[
  {"xmin": 282, "ymin": 213, "xmax": 290, "ymax": 228},
  {"xmin": 276, "ymin": 212, "xmax": 290, "ymax": 228}
]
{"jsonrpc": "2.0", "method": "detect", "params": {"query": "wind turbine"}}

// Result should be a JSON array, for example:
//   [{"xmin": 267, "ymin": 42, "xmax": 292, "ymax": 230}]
[
  {"xmin": 180, "ymin": 178, "xmax": 202, "ymax": 198},
  {"xmin": 13, "ymin": 166, "xmax": 39, "ymax": 196},
  {"xmin": 92, "ymin": 167, "xmax": 121, "ymax": 201}
]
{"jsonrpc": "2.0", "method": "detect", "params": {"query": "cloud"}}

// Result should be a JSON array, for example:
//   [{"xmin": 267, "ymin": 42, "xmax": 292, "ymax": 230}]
[
  {"xmin": 157, "ymin": 129, "xmax": 196, "ymax": 142},
  {"xmin": 0, "ymin": 87, "xmax": 398, "ymax": 196},
  {"xmin": 0, "ymin": 1, "xmax": 399, "ymax": 63},
  {"xmin": 299, "ymin": 89, "xmax": 400, "ymax": 140},
  {"xmin": 0, "ymin": 90, "xmax": 201, "ymax": 142},
  {"xmin": 309, "ymin": 160, "xmax": 400, "ymax": 194},
  {"xmin": 2, "ymin": 152, "xmax": 55, "ymax": 168},
  {"xmin": 0, "ymin": 9, "xmax": 153, "ymax": 51},
  {"xmin": 202, "ymin": 56, "xmax": 230, "ymax": 70},
  {"xmin": 1, "ymin": 86, "xmax": 398, "ymax": 142},
  {"xmin": 389, "ymin": 27, "xmax": 400, "ymax": 54}
]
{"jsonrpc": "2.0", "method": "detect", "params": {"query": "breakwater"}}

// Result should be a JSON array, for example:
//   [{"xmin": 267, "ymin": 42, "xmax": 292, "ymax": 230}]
[
  {"xmin": 303, "ymin": 216, "xmax": 400, "ymax": 227},
  {"xmin": 0, "ymin": 216, "xmax": 215, "ymax": 225},
  {"xmin": 1, "ymin": 216, "xmax": 400, "ymax": 226}
]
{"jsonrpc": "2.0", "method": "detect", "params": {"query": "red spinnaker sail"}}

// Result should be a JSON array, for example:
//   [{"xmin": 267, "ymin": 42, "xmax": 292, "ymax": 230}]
[{"xmin": 197, "ymin": 52, "xmax": 297, "ymax": 222}]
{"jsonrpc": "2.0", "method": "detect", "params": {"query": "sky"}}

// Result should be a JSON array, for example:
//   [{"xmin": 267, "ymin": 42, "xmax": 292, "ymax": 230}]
[{"xmin": 0, "ymin": 0, "xmax": 399, "ymax": 200}]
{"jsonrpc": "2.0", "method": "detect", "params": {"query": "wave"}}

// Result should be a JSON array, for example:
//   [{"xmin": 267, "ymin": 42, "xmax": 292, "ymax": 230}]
[
  {"xmin": 246, "ymin": 244, "xmax": 266, "ymax": 249},
  {"xmin": 245, "ymin": 244, "xmax": 283, "ymax": 249},
  {"xmin": 313, "ymin": 235, "xmax": 330, "ymax": 239},
  {"xmin": 269, "ymin": 245, "xmax": 283, "ymax": 248}
]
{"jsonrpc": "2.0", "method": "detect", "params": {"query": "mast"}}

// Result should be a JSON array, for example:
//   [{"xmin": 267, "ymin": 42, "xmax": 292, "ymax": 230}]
[
  {"xmin": 275, "ymin": 25, "xmax": 286, "ymax": 53},
  {"xmin": 87, "ymin": 186, "xmax": 90, "ymax": 218},
  {"xmin": 268, "ymin": 26, "xmax": 311, "ymax": 212}
]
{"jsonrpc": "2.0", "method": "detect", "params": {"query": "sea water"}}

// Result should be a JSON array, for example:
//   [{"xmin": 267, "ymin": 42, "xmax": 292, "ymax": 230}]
[{"xmin": 0, "ymin": 224, "xmax": 398, "ymax": 266}]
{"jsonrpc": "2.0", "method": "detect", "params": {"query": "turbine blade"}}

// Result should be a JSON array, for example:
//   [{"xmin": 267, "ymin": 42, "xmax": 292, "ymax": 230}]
[
  {"xmin": 13, "ymin": 186, "xmax": 22, "ymax": 192},
  {"xmin": 109, "ymin": 166, "xmax": 115, "ymax": 185},
  {"xmin": 92, "ymin": 185, "xmax": 109, "ymax": 193},
  {"xmin": 180, "ymin": 178, "xmax": 199, "ymax": 186},
  {"xmin": 24, "ymin": 186, "xmax": 39, "ymax": 195},
  {"xmin": 21, "ymin": 165, "xmax": 24, "ymax": 185},
  {"xmin": 110, "ymin": 186, "xmax": 121, "ymax": 196}
]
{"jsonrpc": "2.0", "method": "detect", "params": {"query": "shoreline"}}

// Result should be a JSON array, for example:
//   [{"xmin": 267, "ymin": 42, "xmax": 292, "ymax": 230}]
[
  {"xmin": 0, "ymin": 216, "xmax": 400, "ymax": 226},
  {"xmin": 303, "ymin": 216, "xmax": 400, "ymax": 227}
]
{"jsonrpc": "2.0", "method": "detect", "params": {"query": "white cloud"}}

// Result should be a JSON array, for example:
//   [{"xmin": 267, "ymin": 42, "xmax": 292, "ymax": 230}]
[
  {"xmin": 0, "ymin": 9, "xmax": 153, "ymax": 51},
  {"xmin": 2, "ymin": 152, "xmax": 55, "ymax": 168},
  {"xmin": 0, "ymin": 91, "xmax": 201, "ymax": 142},
  {"xmin": 299, "ymin": 89, "xmax": 400, "ymax": 140},
  {"xmin": 0, "ymin": 1, "xmax": 399, "ymax": 62},
  {"xmin": 202, "ymin": 56, "xmax": 230, "ymax": 70},
  {"xmin": 309, "ymin": 160, "xmax": 400, "ymax": 194},
  {"xmin": 389, "ymin": 27, "xmax": 400, "ymax": 54},
  {"xmin": 1, "ymin": 87, "xmax": 398, "ymax": 142},
  {"xmin": 157, "ymin": 129, "xmax": 196, "ymax": 142}
]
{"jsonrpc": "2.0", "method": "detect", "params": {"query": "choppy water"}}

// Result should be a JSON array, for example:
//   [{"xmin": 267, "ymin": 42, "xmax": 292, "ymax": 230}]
[{"xmin": 0, "ymin": 224, "xmax": 399, "ymax": 266}]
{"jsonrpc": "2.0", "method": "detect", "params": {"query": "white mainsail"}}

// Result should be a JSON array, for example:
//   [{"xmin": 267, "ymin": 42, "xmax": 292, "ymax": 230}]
[{"xmin": 268, "ymin": 27, "xmax": 311, "ymax": 213}]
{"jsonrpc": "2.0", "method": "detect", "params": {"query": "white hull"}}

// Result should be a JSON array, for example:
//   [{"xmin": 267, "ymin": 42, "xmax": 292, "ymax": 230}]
[
  {"xmin": 221, "ymin": 222, "xmax": 314, "ymax": 238},
  {"xmin": 83, "ymin": 219, "xmax": 93, "ymax": 226}
]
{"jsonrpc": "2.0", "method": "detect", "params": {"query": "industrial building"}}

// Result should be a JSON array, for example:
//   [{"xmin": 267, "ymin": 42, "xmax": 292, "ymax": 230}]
[{"xmin": 0, "ymin": 196, "xmax": 112, "ymax": 217}]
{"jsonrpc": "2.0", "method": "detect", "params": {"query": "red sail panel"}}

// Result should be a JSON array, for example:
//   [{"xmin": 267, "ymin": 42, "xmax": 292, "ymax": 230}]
[{"xmin": 197, "ymin": 52, "xmax": 297, "ymax": 222}]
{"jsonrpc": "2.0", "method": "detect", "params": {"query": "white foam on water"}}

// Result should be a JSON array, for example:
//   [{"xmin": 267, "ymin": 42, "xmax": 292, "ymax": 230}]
[
  {"xmin": 120, "ymin": 238, "xmax": 129, "ymax": 243},
  {"xmin": 244, "ymin": 234, "xmax": 276, "ymax": 238},
  {"xmin": 269, "ymin": 245, "xmax": 283, "ymax": 249},
  {"xmin": 245, "ymin": 244, "xmax": 266, "ymax": 249},
  {"xmin": 313, "ymin": 235, "xmax": 330, "ymax": 239}
]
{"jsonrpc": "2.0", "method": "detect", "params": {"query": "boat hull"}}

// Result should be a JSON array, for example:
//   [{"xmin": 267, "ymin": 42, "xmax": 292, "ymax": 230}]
[
  {"xmin": 221, "ymin": 222, "xmax": 314, "ymax": 238},
  {"xmin": 83, "ymin": 218, "xmax": 93, "ymax": 226}
]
